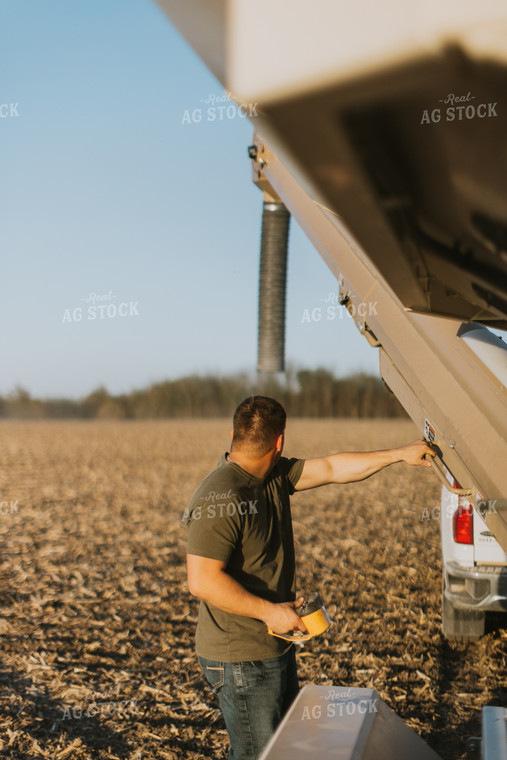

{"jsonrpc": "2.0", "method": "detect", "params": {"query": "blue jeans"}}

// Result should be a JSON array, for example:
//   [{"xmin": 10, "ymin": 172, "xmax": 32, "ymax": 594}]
[{"xmin": 198, "ymin": 647, "xmax": 299, "ymax": 760}]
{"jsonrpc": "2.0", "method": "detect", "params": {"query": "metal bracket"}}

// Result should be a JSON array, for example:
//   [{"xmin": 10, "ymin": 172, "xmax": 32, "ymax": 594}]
[{"xmin": 426, "ymin": 450, "xmax": 475, "ymax": 497}]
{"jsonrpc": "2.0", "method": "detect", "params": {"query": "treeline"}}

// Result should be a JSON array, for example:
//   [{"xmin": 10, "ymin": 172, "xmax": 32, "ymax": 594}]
[{"xmin": 0, "ymin": 370, "xmax": 407, "ymax": 419}]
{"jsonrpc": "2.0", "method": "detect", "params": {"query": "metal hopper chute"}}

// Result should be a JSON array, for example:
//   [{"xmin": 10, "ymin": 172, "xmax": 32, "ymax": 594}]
[{"xmin": 155, "ymin": 0, "xmax": 507, "ymax": 551}]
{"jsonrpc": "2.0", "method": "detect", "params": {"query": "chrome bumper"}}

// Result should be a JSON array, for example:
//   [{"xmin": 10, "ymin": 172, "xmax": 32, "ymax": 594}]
[{"xmin": 444, "ymin": 561, "xmax": 507, "ymax": 611}]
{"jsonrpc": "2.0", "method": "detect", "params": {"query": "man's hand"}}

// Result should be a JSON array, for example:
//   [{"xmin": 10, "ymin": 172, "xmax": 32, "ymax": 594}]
[
  {"xmin": 397, "ymin": 440, "xmax": 436, "ymax": 467},
  {"xmin": 261, "ymin": 597, "xmax": 308, "ymax": 635},
  {"xmin": 187, "ymin": 556, "xmax": 308, "ymax": 634}
]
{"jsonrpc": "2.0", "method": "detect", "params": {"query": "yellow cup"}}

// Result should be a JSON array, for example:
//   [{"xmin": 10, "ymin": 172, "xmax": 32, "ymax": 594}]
[{"xmin": 299, "ymin": 593, "xmax": 331, "ymax": 636}]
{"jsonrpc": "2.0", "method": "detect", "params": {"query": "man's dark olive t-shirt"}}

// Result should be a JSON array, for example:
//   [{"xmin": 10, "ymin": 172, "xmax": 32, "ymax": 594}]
[{"xmin": 185, "ymin": 453, "xmax": 305, "ymax": 661}]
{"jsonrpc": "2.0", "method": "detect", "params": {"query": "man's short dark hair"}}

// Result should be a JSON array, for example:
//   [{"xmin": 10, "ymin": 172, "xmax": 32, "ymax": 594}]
[{"xmin": 232, "ymin": 396, "xmax": 286, "ymax": 455}]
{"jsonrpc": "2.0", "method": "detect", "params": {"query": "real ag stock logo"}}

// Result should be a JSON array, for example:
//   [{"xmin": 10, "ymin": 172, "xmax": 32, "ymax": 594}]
[
  {"xmin": 301, "ymin": 292, "xmax": 378, "ymax": 323},
  {"xmin": 420, "ymin": 92, "xmax": 498, "ymax": 124},
  {"xmin": 62, "ymin": 291, "xmax": 140, "ymax": 323},
  {"xmin": 181, "ymin": 91, "xmax": 259, "ymax": 125},
  {"xmin": 181, "ymin": 489, "xmax": 259, "ymax": 522}
]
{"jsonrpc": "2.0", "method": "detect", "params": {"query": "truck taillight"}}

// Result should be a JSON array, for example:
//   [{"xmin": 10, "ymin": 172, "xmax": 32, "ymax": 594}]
[{"xmin": 453, "ymin": 502, "xmax": 473, "ymax": 544}]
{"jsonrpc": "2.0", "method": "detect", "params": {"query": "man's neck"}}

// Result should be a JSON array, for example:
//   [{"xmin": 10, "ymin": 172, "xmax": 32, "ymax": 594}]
[{"xmin": 227, "ymin": 450, "xmax": 277, "ymax": 480}]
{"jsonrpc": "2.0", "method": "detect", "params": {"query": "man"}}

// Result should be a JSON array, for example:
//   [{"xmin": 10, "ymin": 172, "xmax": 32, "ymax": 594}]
[{"xmin": 185, "ymin": 395, "xmax": 435, "ymax": 759}]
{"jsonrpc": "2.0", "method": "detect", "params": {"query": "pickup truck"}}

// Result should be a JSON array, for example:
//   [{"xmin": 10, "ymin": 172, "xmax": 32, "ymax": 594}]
[{"xmin": 441, "ymin": 481, "xmax": 507, "ymax": 641}]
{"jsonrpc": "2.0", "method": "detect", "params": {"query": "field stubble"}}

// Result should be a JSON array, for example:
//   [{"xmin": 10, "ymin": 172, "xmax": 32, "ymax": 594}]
[{"xmin": 0, "ymin": 419, "xmax": 505, "ymax": 759}]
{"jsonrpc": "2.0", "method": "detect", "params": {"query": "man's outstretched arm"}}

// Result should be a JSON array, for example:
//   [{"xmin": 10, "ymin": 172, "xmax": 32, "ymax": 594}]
[
  {"xmin": 186, "ymin": 554, "xmax": 307, "ymax": 634},
  {"xmin": 295, "ymin": 439, "xmax": 436, "ymax": 491}
]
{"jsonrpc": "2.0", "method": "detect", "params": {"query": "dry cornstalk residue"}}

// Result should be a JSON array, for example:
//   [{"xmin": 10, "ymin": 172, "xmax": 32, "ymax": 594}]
[{"xmin": 0, "ymin": 419, "xmax": 505, "ymax": 759}]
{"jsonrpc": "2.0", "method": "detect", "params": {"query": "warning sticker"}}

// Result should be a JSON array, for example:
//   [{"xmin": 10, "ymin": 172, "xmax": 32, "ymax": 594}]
[{"xmin": 424, "ymin": 419, "xmax": 436, "ymax": 443}]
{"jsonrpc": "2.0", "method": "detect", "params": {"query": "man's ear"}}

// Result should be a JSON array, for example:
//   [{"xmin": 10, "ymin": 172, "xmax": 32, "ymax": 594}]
[{"xmin": 275, "ymin": 433, "xmax": 284, "ymax": 452}]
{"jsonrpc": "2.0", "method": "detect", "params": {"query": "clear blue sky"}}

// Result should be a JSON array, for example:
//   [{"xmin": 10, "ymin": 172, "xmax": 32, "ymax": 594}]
[{"xmin": 0, "ymin": 0, "xmax": 379, "ymax": 399}]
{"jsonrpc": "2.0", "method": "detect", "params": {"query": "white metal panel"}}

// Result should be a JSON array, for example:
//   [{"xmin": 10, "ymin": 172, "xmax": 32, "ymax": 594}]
[
  {"xmin": 227, "ymin": 0, "xmax": 507, "ymax": 103},
  {"xmin": 474, "ymin": 508, "xmax": 507, "ymax": 565},
  {"xmin": 458, "ymin": 325, "xmax": 507, "ymax": 389},
  {"xmin": 482, "ymin": 707, "xmax": 507, "ymax": 760},
  {"xmin": 259, "ymin": 685, "xmax": 442, "ymax": 759}
]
